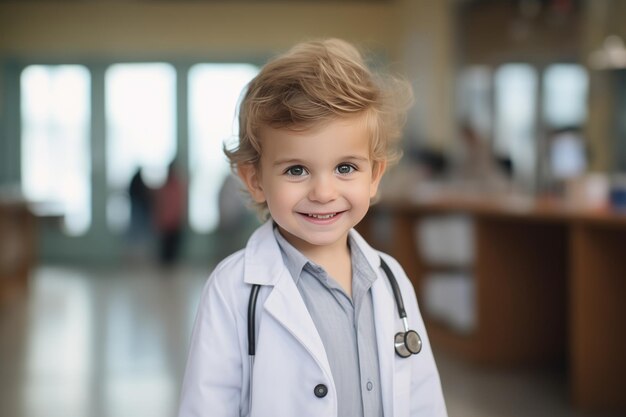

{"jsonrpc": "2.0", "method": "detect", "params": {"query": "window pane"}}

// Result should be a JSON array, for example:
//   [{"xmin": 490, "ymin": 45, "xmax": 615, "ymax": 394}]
[
  {"xmin": 543, "ymin": 65, "xmax": 589, "ymax": 180},
  {"xmin": 543, "ymin": 64, "xmax": 588, "ymax": 129},
  {"xmin": 21, "ymin": 65, "xmax": 91, "ymax": 235},
  {"xmin": 105, "ymin": 63, "xmax": 177, "ymax": 232},
  {"xmin": 188, "ymin": 64, "xmax": 259, "ymax": 233},
  {"xmin": 456, "ymin": 66, "xmax": 492, "ymax": 139},
  {"xmin": 494, "ymin": 64, "xmax": 538, "ymax": 183}
]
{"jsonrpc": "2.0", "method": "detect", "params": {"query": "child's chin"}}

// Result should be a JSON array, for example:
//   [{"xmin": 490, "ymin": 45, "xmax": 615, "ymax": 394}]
[{"xmin": 300, "ymin": 231, "xmax": 350, "ymax": 247}]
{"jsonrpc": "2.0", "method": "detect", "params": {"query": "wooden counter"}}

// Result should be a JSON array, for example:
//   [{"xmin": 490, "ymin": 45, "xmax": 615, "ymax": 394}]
[{"xmin": 358, "ymin": 194, "xmax": 626, "ymax": 411}]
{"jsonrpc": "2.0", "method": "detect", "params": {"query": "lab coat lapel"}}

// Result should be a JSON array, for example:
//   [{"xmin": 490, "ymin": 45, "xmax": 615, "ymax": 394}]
[
  {"xmin": 262, "ymin": 269, "xmax": 333, "ymax": 379},
  {"xmin": 372, "ymin": 273, "xmax": 397, "ymax": 417},
  {"xmin": 244, "ymin": 221, "xmax": 332, "ymax": 381}
]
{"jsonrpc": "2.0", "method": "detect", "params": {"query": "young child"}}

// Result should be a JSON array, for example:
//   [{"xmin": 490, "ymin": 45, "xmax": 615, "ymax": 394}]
[{"xmin": 178, "ymin": 39, "xmax": 447, "ymax": 417}]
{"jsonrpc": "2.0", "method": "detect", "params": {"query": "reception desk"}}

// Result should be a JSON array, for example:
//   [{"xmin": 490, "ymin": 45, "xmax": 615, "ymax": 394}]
[{"xmin": 359, "ymin": 195, "xmax": 626, "ymax": 410}]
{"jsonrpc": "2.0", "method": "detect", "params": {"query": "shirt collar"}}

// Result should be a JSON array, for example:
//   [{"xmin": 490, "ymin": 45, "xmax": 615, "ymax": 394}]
[
  {"xmin": 350, "ymin": 238, "xmax": 378, "ymax": 286},
  {"xmin": 272, "ymin": 224, "xmax": 377, "ymax": 287},
  {"xmin": 273, "ymin": 225, "xmax": 310, "ymax": 286}
]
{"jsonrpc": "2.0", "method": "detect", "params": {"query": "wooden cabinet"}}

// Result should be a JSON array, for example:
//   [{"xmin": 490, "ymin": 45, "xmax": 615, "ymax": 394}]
[
  {"xmin": 0, "ymin": 200, "xmax": 35, "ymax": 302},
  {"xmin": 570, "ymin": 223, "xmax": 626, "ymax": 409},
  {"xmin": 359, "ymin": 196, "xmax": 626, "ymax": 410}
]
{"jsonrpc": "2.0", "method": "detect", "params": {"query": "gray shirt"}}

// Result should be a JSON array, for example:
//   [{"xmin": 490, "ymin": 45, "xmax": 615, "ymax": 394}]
[{"xmin": 273, "ymin": 227, "xmax": 383, "ymax": 417}]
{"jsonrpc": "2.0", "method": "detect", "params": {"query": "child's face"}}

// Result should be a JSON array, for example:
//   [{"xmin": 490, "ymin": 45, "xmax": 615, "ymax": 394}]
[{"xmin": 240, "ymin": 115, "xmax": 385, "ymax": 253}]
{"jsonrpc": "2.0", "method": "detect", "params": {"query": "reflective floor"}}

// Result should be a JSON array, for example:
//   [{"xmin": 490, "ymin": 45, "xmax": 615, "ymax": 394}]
[{"xmin": 0, "ymin": 265, "xmax": 621, "ymax": 417}]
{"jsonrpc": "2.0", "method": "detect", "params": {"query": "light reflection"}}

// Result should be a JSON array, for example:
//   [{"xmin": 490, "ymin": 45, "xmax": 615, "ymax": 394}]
[
  {"xmin": 23, "ymin": 269, "xmax": 92, "ymax": 417},
  {"xmin": 104, "ymin": 375, "xmax": 174, "ymax": 417},
  {"xmin": 10, "ymin": 266, "xmax": 209, "ymax": 417},
  {"xmin": 104, "ymin": 289, "xmax": 165, "ymax": 372}
]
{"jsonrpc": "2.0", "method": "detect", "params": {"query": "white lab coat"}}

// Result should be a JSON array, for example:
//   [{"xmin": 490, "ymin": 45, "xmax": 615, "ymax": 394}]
[{"xmin": 178, "ymin": 221, "xmax": 447, "ymax": 417}]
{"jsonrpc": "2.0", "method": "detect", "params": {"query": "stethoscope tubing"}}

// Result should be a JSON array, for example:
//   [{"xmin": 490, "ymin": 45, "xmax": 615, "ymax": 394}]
[
  {"xmin": 248, "ymin": 284, "xmax": 261, "ymax": 356},
  {"xmin": 247, "ymin": 256, "xmax": 421, "ymax": 358},
  {"xmin": 380, "ymin": 258, "xmax": 407, "ymax": 320}
]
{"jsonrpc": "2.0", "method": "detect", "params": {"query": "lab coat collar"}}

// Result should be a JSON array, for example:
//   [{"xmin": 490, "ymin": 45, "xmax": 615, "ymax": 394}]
[{"xmin": 242, "ymin": 220, "xmax": 285, "ymax": 286}]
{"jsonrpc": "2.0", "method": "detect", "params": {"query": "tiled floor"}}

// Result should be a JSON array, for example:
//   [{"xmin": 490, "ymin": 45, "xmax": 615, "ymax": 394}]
[{"xmin": 0, "ymin": 265, "xmax": 622, "ymax": 417}]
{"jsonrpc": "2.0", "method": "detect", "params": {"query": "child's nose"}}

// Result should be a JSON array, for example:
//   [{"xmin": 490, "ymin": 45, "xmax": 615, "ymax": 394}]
[{"xmin": 308, "ymin": 175, "xmax": 338, "ymax": 203}]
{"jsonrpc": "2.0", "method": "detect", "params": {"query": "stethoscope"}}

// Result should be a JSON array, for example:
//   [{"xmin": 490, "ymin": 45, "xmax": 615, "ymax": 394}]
[{"xmin": 247, "ymin": 256, "xmax": 422, "ymax": 361}]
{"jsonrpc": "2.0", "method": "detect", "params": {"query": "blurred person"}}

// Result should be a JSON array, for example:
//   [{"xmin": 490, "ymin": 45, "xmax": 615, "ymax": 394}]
[
  {"xmin": 379, "ymin": 139, "xmax": 451, "ymax": 200},
  {"xmin": 178, "ymin": 39, "xmax": 447, "ymax": 417},
  {"xmin": 214, "ymin": 173, "xmax": 258, "ymax": 262},
  {"xmin": 154, "ymin": 162, "xmax": 186, "ymax": 265},
  {"xmin": 451, "ymin": 122, "xmax": 512, "ymax": 193},
  {"xmin": 127, "ymin": 167, "xmax": 154, "ymax": 261}
]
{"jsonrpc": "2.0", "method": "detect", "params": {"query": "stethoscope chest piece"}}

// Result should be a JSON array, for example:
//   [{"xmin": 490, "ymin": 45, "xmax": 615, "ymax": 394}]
[
  {"xmin": 394, "ymin": 329, "xmax": 422, "ymax": 358},
  {"xmin": 379, "ymin": 257, "xmax": 423, "ymax": 359}
]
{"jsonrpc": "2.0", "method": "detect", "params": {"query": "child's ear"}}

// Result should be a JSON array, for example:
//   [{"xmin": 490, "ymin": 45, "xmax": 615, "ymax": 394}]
[
  {"xmin": 369, "ymin": 160, "xmax": 387, "ymax": 198},
  {"xmin": 238, "ymin": 163, "xmax": 266, "ymax": 203}
]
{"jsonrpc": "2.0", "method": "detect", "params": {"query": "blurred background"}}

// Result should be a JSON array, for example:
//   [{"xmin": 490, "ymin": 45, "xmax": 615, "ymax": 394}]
[{"xmin": 1, "ymin": 0, "xmax": 625, "ymax": 416}]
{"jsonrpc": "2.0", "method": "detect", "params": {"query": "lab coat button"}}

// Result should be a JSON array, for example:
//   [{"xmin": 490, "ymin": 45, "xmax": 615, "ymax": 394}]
[{"xmin": 314, "ymin": 384, "xmax": 328, "ymax": 398}]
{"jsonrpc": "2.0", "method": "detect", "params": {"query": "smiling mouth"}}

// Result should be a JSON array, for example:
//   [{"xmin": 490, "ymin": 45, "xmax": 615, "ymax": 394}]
[{"xmin": 300, "ymin": 211, "xmax": 345, "ymax": 220}]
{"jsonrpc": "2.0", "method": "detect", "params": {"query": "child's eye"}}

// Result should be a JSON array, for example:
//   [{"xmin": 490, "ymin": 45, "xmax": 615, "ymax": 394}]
[
  {"xmin": 285, "ymin": 165, "xmax": 308, "ymax": 177},
  {"xmin": 336, "ymin": 164, "xmax": 356, "ymax": 175}
]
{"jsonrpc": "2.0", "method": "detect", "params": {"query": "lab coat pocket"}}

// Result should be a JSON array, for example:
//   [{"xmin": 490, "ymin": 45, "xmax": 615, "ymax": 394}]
[{"xmin": 393, "ymin": 355, "xmax": 413, "ymax": 417}]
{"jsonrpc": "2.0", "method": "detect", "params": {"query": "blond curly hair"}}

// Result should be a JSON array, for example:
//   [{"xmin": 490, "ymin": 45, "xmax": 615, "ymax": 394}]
[{"xmin": 224, "ymin": 38, "xmax": 412, "ymax": 214}]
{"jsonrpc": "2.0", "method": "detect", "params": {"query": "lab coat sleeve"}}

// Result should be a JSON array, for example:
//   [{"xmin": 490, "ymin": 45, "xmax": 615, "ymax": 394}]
[
  {"xmin": 382, "ymin": 254, "xmax": 449, "ymax": 417},
  {"xmin": 178, "ymin": 260, "xmax": 245, "ymax": 417}
]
